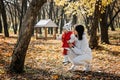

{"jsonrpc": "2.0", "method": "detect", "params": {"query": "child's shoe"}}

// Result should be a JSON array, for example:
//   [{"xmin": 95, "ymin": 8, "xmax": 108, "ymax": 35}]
[
  {"xmin": 83, "ymin": 64, "xmax": 91, "ymax": 72},
  {"xmin": 63, "ymin": 55, "xmax": 70, "ymax": 65},
  {"xmin": 68, "ymin": 65, "xmax": 77, "ymax": 71}
]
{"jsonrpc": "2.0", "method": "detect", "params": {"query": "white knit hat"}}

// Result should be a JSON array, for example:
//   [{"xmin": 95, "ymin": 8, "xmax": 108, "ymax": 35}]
[{"xmin": 63, "ymin": 21, "xmax": 72, "ymax": 31}]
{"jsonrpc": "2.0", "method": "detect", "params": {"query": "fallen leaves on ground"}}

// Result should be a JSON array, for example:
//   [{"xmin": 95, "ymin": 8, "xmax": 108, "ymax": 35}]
[{"xmin": 0, "ymin": 30, "xmax": 120, "ymax": 80}]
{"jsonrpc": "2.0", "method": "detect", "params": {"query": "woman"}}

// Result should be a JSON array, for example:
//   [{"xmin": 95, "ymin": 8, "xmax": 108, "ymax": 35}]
[{"xmin": 67, "ymin": 25, "xmax": 92, "ymax": 71}]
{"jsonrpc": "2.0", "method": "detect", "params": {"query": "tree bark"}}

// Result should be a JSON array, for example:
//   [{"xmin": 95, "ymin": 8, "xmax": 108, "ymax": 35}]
[
  {"xmin": 100, "ymin": 9, "xmax": 110, "ymax": 44},
  {"xmin": 10, "ymin": 0, "xmax": 46, "ymax": 73},
  {"xmin": 0, "ymin": 0, "xmax": 9, "ymax": 37},
  {"xmin": 14, "ymin": 0, "xmax": 18, "ymax": 34},
  {"xmin": 19, "ymin": 0, "xmax": 27, "ymax": 32},
  {"xmin": 107, "ymin": 9, "xmax": 120, "ymax": 28},
  {"xmin": 108, "ymin": 3, "xmax": 115, "ymax": 31},
  {"xmin": 89, "ymin": 0, "xmax": 101, "ymax": 49},
  {"xmin": 0, "ymin": 15, "xmax": 2, "ymax": 33},
  {"xmin": 72, "ymin": 14, "xmax": 77, "ymax": 25},
  {"xmin": 7, "ymin": 3, "xmax": 15, "ymax": 33},
  {"xmin": 48, "ymin": 0, "xmax": 53, "ymax": 34}
]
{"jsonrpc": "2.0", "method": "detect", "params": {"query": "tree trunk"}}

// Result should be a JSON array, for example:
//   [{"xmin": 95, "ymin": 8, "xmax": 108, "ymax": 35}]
[
  {"xmin": 100, "ymin": 9, "xmax": 110, "ymax": 44},
  {"xmin": 0, "ymin": 15, "xmax": 2, "ymax": 33},
  {"xmin": 60, "ymin": 17, "xmax": 64, "ymax": 34},
  {"xmin": 19, "ymin": 0, "xmax": 27, "ymax": 33},
  {"xmin": 0, "ymin": 0, "xmax": 9, "ymax": 37},
  {"xmin": 48, "ymin": 0, "xmax": 53, "ymax": 34},
  {"xmin": 60, "ymin": 8, "xmax": 64, "ymax": 34},
  {"xmin": 42, "ymin": 7, "xmax": 46, "ymax": 19},
  {"xmin": 107, "ymin": 9, "xmax": 120, "ymax": 28},
  {"xmin": 7, "ymin": 3, "xmax": 15, "ymax": 34},
  {"xmin": 110, "ymin": 22, "xmax": 115, "ymax": 31},
  {"xmin": 109, "ymin": 13, "xmax": 115, "ymax": 31},
  {"xmin": 84, "ymin": 15, "xmax": 92, "ymax": 35},
  {"xmin": 14, "ymin": 0, "xmax": 18, "ymax": 34},
  {"xmin": 72, "ymin": 14, "xmax": 77, "ymax": 25},
  {"xmin": 108, "ymin": 4, "xmax": 115, "ymax": 31},
  {"xmin": 10, "ymin": 0, "xmax": 46, "ymax": 73},
  {"xmin": 54, "ymin": 7, "xmax": 59, "ymax": 33},
  {"xmin": 89, "ymin": 0, "xmax": 101, "ymax": 49}
]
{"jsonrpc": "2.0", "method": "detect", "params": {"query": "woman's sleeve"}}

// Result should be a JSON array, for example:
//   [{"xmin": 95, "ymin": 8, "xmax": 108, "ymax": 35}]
[
  {"xmin": 71, "ymin": 47, "xmax": 84, "ymax": 55},
  {"xmin": 71, "ymin": 35, "xmax": 89, "ymax": 55},
  {"xmin": 68, "ymin": 34, "xmax": 77, "ymax": 43}
]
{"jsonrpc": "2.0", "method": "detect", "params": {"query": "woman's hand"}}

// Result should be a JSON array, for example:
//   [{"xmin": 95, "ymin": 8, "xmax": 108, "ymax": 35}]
[{"xmin": 68, "ymin": 43, "xmax": 74, "ymax": 48}]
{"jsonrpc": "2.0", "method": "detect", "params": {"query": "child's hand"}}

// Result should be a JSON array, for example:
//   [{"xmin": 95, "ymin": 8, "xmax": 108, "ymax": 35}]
[
  {"xmin": 67, "ymin": 41, "xmax": 70, "ymax": 43},
  {"xmin": 64, "ymin": 48, "xmax": 70, "ymax": 50},
  {"xmin": 56, "ymin": 34, "xmax": 62, "ymax": 40},
  {"xmin": 68, "ymin": 43, "xmax": 74, "ymax": 48}
]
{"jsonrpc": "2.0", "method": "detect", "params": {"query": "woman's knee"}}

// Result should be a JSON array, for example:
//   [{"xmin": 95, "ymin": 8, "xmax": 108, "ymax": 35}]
[
  {"xmin": 72, "ymin": 56, "xmax": 92, "ymax": 65},
  {"xmin": 72, "ymin": 58, "xmax": 85, "ymax": 65}
]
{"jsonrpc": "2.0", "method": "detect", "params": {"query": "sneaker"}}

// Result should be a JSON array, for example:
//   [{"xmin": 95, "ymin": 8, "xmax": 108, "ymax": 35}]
[
  {"xmin": 83, "ymin": 64, "xmax": 91, "ymax": 72},
  {"xmin": 63, "ymin": 61, "xmax": 70, "ymax": 65},
  {"xmin": 68, "ymin": 65, "xmax": 77, "ymax": 71},
  {"xmin": 63, "ymin": 55, "xmax": 69, "ymax": 65}
]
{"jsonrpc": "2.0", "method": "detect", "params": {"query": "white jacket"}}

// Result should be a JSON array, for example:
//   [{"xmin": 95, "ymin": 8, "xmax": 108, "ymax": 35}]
[
  {"xmin": 67, "ymin": 33, "xmax": 92, "ymax": 66},
  {"xmin": 70, "ymin": 33, "xmax": 91, "ymax": 55}
]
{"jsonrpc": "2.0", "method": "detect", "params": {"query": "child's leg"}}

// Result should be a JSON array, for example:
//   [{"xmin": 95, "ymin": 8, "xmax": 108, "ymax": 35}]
[
  {"xmin": 63, "ymin": 55, "xmax": 69, "ymax": 62},
  {"xmin": 63, "ymin": 49, "xmax": 69, "ymax": 64},
  {"xmin": 63, "ymin": 49, "xmax": 67, "ymax": 55}
]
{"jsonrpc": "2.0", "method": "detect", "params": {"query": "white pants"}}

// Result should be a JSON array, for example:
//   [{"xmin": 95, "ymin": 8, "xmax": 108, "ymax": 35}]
[{"xmin": 68, "ymin": 50, "xmax": 92, "ymax": 66}]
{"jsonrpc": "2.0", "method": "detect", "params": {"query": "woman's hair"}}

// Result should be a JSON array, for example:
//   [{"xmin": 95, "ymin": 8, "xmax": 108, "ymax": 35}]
[{"xmin": 75, "ymin": 25, "xmax": 84, "ymax": 40}]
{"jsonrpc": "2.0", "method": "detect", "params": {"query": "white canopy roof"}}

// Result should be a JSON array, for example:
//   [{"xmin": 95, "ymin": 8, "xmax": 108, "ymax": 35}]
[{"xmin": 35, "ymin": 19, "xmax": 58, "ymax": 27}]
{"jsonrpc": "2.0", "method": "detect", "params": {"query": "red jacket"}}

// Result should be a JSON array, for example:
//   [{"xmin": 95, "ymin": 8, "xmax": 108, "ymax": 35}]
[{"xmin": 62, "ymin": 31, "xmax": 74, "ymax": 48}]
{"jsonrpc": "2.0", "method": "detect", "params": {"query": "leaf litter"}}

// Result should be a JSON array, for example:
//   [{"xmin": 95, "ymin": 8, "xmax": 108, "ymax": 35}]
[{"xmin": 0, "ymin": 30, "xmax": 120, "ymax": 80}]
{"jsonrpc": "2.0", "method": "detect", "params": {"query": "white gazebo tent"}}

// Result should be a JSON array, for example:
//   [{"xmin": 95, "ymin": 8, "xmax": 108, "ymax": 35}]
[{"xmin": 34, "ymin": 19, "xmax": 58, "ymax": 39}]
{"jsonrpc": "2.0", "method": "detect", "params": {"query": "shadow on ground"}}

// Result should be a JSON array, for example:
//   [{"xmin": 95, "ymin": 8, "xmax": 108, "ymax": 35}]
[
  {"xmin": 96, "ymin": 45, "xmax": 120, "ymax": 56},
  {"xmin": 0, "ymin": 54, "xmax": 119, "ymax": 80},
  {"xmin": 1, "ymin": 65, "xmax": 120, "ymax": 80}
]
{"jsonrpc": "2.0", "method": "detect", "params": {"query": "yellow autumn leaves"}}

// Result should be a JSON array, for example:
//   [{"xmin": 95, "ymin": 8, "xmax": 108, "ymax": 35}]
[
  {"xmin": 54, "ymin": 0, "xmax": 113, "ymax": 16},
  {"xmin": 102, "ymin": 0, "xmax": 113, "ymax": 7},
  {"xmin": 54, "ymin": 0, "xmax": 67, "ymax": 6}
]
